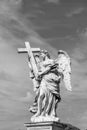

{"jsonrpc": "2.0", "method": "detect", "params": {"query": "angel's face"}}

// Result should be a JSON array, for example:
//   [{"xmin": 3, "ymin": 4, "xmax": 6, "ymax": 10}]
[
  {"xmin": 41, "ymin": 52, "xmax": 45, "ymax": 57},
  {"xmin": 41, "ymin": 53, "xmax": 46, "ymax": 60}
]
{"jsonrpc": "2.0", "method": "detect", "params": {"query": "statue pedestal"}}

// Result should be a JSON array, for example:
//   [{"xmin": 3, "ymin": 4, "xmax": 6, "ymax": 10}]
[{"xmin": 24, "ymin": 122, "xmax": 66, "ymax": 130}]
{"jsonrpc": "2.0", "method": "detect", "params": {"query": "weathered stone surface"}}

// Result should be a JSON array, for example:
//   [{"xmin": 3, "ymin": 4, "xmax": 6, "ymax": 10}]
[
  {"xmin": 18, "ymin": 43, "xmax": 72, "ymax": 123},
  {"xmin": 24, "ymin": 122, "xmax": 80, "ymax": 130}
]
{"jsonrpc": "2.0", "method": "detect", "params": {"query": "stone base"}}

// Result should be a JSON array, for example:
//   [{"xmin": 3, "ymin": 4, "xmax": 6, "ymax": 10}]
[
  {"xmin": 24, "ymin": 121, "xmax": 80, "ymax": 130},
  {"xmin": 31, "ymin": 116, "xmax": 60, "ymax": 122},
  {"xmin": 24, "ymin": 122, "xmax": 68, "ymax": 130}
]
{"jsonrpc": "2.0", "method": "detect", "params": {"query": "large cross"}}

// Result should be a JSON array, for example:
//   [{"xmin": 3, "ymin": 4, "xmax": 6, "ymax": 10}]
[
  {"xmin": 17, "ymin": 41, "xmax": 41, "ymax": 78},
  {"xmin": 17, "ymin": 41, "xmax": 41, "ymax": 53}
]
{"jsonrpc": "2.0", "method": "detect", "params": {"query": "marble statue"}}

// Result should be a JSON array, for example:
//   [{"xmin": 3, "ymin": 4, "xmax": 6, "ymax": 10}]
[{"xmin": 18, "ymin": 42, "xmax": 72, "ymax": 123}]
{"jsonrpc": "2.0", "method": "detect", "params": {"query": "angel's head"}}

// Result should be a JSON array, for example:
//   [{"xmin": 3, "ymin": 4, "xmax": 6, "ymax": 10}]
[{"xmin": 40, "ymin": 50, "xmax": 50, "ymax": 61}]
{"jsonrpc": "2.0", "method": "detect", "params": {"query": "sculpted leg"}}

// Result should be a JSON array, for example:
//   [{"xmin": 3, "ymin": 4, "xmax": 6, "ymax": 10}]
[
  {"xmin": 34, "ymin": 92, "xmax": 45, "ymax": 117},
  {"xmin": 51, "ymin": 97, "xmax": 58, "ymax": 117},
  {"xmin": 29, "ymin": 88, "xmax": 40, "ymax": 114},
  {"xmin": 41, "ymin": 93, "xmax": 48, "ymax": 116},
  {"xmin": 46, "ymin": 93, "xmax": 54, "ymax": 115}
]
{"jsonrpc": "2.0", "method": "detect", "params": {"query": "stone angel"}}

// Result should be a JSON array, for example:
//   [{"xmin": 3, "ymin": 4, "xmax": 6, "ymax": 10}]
[
  {"xmin": 17, "ymin": 42, "xmax": 72, "ymax": 123},
  {"xmin": 31, "ymin": 50, "xmax": 72, "ymax": 122}
]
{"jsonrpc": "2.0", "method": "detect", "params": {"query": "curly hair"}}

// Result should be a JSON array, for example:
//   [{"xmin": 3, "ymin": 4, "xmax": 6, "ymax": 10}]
[{"xmin": 41, "ymin": 50, "xmax": 50, "ymax": 59}]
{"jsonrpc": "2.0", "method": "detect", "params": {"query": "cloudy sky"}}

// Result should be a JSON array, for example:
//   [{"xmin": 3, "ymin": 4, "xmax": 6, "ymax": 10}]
[{"xmin": 0, "ymin": 0, "xmax": 87, "ymax": 130}]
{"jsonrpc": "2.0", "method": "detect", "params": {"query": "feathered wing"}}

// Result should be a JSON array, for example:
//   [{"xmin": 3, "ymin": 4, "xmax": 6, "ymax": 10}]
[
  {"xmin": 57, "ymin": 50, "xmax": 72, "ymax": 91},
  {"xmin": 63, "ymin": 68, "xmax": 72, "ymax": 91}
]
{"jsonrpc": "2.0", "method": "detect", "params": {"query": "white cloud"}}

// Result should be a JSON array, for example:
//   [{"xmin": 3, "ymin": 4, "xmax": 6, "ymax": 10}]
[
  {"xmin": 66, "ymin": 7, "xmax": 84, "ymax": 17},
  {"xmin": 71, "ymin": 29, "xmax": 87, "ymax": 97},
  {"xmin": 19, "ymin": 92, "xmax": 33, "ymax": 102},
  {"xmin": 46, "ymin": 0, "xmax": 60, "ymax": 4},
  {"xmin": 78, "ymin": 111, "xmax": 87, "ymax": 129}
]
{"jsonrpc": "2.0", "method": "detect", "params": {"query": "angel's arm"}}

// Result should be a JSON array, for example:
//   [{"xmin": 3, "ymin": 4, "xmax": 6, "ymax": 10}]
[
  {"xmin": 38, "ymin": 66, "xmax": 51, "ymax": 76},
  {"xmin": 39, "ymin": 60, "xmax": 57, "ymax": 75}
]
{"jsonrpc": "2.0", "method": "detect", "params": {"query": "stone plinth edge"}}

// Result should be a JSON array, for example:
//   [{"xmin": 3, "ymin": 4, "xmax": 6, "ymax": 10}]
[{"xmin": 24, "ymin": 122, "xmax": 80, "ymax": 130}]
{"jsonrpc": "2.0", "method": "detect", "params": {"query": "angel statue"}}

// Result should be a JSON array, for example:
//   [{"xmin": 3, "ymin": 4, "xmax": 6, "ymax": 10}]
[
  {"xmin": 18, "ymin": 42, "xmax": 72, "ymax": 123},
  {"xmin": 31, "ymin": 50, "xmax": 72, "ymax": 122}
]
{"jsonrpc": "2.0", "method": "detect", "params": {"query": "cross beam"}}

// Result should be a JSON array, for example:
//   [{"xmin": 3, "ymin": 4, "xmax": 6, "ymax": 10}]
[
  {"xmin": 17, "ymin": 42, "xmax": 41, "ymax": 53},
  {"xmin": 18, "ymin": 41, "xmax": 40, "ymax": 78}
]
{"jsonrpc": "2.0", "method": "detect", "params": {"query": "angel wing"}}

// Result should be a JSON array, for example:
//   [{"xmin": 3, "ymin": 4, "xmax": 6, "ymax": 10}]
[{"xmin": 57, "ymin": 50, "xmax": 72, "ymax": 91}]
